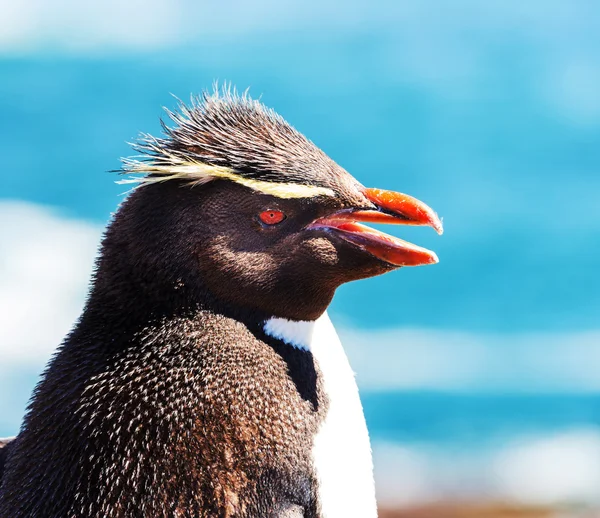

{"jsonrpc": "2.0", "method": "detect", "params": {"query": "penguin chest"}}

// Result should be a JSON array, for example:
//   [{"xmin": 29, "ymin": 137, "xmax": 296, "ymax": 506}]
[{"xmin": 264, "ymin": 313, "xmax": 377, "ymax": 518}]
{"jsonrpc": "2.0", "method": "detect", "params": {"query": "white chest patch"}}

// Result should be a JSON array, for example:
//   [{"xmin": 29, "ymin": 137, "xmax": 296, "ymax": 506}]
[{"xmin": 264, "ymin": 313, "xmax": 377, "ymax": 518}]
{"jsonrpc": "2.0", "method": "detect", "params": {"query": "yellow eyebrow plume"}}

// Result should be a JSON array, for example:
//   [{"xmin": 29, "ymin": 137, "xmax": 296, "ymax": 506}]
[{"xmin": 119, "ymin": 158, "xmax": 335, "ymax": 199}]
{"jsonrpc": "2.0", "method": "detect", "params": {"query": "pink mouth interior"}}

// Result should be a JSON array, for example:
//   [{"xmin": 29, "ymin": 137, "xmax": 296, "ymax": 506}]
[{"xmin": 309, "ymin": 216, "xmax": 439, "ymax": 267}]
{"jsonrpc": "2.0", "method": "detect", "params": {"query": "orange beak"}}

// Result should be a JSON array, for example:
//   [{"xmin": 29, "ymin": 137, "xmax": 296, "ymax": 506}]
[{"xmin": 308, "ymin": 187, "xmax": 443, "ymax": 267}]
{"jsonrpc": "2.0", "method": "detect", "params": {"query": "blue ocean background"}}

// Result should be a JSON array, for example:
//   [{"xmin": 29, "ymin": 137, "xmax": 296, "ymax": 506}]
[{"xmin": 1, "ymin": 0, "xmax": 599, "ymax": 508}]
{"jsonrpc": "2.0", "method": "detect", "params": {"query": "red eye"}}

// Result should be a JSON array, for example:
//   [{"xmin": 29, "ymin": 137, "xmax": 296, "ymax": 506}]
[{"xmin": 259, "ymin": 209, "xmax": 286, "ymax": 225}]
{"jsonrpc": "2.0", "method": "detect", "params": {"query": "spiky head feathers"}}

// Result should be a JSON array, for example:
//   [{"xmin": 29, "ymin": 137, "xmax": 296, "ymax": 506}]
[{"xmin": 121, "ymin": 89, "xmax": 360, "ymax": 200}]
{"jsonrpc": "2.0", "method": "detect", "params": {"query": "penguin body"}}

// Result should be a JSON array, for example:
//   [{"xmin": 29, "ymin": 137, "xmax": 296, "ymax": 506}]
[
  {"xmin": 0, "ymin": 311, "xmax": 372, "ymax": 517},
  {"xmin": 0, "ymin": 89, "xmax": 442, "ymax": 517},
  {"xmin": 2, "ymin": 311, "xmax": 319, "ymax": 516}
]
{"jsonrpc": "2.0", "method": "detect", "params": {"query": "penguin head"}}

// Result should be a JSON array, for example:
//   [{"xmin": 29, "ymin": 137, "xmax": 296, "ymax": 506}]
[{"xmin": 116, "ymin": 90, "xmax": 442, "ymax": 321}]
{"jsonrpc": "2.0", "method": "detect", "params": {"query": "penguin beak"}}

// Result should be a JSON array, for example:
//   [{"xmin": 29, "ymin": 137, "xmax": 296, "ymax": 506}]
[{"xmin": 308, "ymin": 188, "xmax": 443, "ymax": 267}]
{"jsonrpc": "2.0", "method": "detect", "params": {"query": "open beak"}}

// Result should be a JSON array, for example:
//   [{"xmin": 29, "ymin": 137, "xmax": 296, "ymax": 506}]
[{"xmin": 308, "ymin": 188, "xmax": 443, "ymax": 267}]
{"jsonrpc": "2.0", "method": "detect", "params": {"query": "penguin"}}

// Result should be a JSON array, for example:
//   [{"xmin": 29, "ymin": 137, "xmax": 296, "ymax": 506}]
[{"xmin": 0, "ymin": 89, "xmax": 442, "ymax": 518}]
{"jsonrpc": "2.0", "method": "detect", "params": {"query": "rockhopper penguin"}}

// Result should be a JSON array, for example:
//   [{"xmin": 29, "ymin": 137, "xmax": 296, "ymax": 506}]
[{"xmin": 0, "ymin": 89, "xmax": 442, "ymax": 517}]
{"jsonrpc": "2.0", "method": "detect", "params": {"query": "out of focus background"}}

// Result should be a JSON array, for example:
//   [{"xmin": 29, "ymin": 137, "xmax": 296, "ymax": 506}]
[{"xmin": 1, "ymin": 1, "xmax": 599, "ymax": 516}]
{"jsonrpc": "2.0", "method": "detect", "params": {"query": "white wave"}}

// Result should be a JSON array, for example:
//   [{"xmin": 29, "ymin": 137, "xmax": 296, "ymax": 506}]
[
  {"xmin": 339, "ymin": 326, "xmax": 600, "ymax": 392},
  {"xmin": 373, "ymin": 429, "xmax": 600, "ymax": 507},
  {"xmin": 0, "ymin": 0, "xmax": 182, "ymax": 53},
  {"xmin": 0, "ymin": 201, "xmax": 101, "ymax": 365},
  {"xmin": 491, "ymin": 429, "xmax": 600, "ymax": 506}
]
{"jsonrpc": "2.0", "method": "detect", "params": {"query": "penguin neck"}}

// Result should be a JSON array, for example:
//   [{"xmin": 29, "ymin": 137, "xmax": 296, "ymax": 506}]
[
  {"xmin": 81, "ymin": 262, "xmax": 262, "ymax": 347},
  {"xmin": 82, "ymin": 259, "xmax": 328, "ymax": 353}
]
